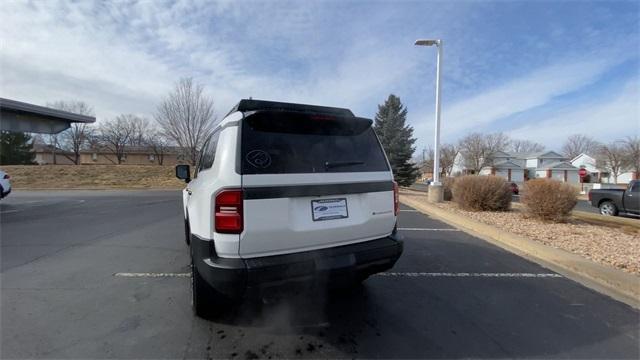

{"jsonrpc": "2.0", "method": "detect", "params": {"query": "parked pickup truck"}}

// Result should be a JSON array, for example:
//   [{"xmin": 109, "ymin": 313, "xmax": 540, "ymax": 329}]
[{"xmin": 588, "ymin": 180, "xmax": 639, "ymax": 216}]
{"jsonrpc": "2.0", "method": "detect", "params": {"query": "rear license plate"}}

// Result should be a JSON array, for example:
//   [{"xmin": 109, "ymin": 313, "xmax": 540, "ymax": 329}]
[{"xmin": 311, "ymin": 198, "xmax": 348, "ymax": 221}]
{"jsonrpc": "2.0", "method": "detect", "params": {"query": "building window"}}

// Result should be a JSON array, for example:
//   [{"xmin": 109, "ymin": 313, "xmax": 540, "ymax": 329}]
[
  {"xmin": 92, "ymin": 153, "xmax": 97, "ymax": 161},
  {"xmin": 149, "ymin": 154, "xmax": 155, "ymax": 162}
]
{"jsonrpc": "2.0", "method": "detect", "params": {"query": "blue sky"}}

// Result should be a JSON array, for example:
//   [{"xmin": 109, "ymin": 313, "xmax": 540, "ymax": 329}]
[{"xmin": 1, "ymin": 0, "xmax": 638, "ymax": 153}]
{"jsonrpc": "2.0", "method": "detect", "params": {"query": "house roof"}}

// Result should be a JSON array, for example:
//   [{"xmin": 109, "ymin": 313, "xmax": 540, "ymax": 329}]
[
  {"xmin": 32, "ymin": 143, "xmax": 72, "ymax": 154},
  {"xmin": 491, "ymin": 160, "xmax": 523, "ymax": 169},
  {"xmin": 537, "ymin": 161, "xmax": 578, "ymax": 170},
  {"xmin": 492, "ymin": 151, "xmax": 565, "ymax": 160},
  {"xmin": 570, "ymin": 153, "xmax": 596, "ymax": 163},
  {"xmin": 82, "ymin": 145, "xmax": 184, "ymax": 154}
]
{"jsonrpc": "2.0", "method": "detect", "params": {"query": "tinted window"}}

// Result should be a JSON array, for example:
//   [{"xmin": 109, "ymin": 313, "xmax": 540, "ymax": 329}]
[
  {"xmin": 241, "ymin": 112, "xmax": 389, "ymax": 174},
  {"xmin": 631, "ymin": 181, "xmax": 639, "ymax": 193},
  {"xmin": 198, "ymin": 130, "xmax": 220, "ymax": 172}
]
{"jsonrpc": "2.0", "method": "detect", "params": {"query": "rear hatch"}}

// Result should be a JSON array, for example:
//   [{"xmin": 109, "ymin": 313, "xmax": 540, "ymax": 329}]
[{"xmin": 239, "ymin": 110, "xmax": 396, "ymax": 258}]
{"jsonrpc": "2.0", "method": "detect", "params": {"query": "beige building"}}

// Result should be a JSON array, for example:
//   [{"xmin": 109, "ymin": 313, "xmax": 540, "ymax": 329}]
[{"xmin": 33, "ymin": 144, "xmax": 186, "ymax": 166}]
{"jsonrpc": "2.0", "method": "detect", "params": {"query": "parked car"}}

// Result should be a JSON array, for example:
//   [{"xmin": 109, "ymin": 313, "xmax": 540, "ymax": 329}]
[
  {"xmin": 588, "ymin": 180, "xmax": 639, "ymax": 216},
  {"xmin": 509, "ymin": 182, "xmax": 519, "ymax": 195},
  {"xmin": 175, "ymin": 99, "xmax": 403, "ymax": 318},
  {"xmin": 0, "ymin": 169, "xmax": 11, "ymax": 199}
]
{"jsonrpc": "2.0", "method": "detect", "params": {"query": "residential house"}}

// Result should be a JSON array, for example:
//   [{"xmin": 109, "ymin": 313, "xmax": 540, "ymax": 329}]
[
  {"xmin": 478, "ymin": 150, "xmax": 525, "ymax": 182},
  {"xmin": 33, "ymin": 144, "xmax": 76, "ymax": 165},
  {"xmin": 454, "ymin": 150, "xmax": 580, "ymax": 183},
  {"xmin": 571, "ymin": 153, "xmax": 637, "ymax": 184},
  {"xmin": 33, "ymin": 145, "xmax": 186, "ymax": 166}
]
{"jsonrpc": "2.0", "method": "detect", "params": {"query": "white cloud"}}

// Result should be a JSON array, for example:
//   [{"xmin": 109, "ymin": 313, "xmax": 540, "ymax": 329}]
[
  {"xmin": 506, "ymin": 79, "xmax": 639, "ymax": 148},
  {"xmin": 0, "ymin": 0, "xmax": 422, "ymax": 123},
  {"xmin": 407, "ymin": 47, "xmax": 636, "ymax": 153},
  {"xmin": 440, "ymin": 55, "xmax": 627, "ymax": 136}
]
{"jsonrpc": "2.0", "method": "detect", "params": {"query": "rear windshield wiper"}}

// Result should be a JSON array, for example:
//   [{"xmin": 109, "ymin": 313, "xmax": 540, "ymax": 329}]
[{"xmin": 324, "ymin": 161, "xmax": 365, "ymax": 170}]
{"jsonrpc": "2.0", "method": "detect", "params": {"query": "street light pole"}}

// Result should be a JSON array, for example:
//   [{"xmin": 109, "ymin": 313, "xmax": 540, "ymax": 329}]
[
  {"xmin": 433, "ymin": 40, "xmax": 442, "ymax": 186},
  {"xmin": 415, "ymin": 38, "xmax": 444, "ymax": 202}
]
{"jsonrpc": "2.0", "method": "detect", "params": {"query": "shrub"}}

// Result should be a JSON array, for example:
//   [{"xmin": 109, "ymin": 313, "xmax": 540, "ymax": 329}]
[
  {"xmin": 452, "ymin": 175, "xmax": 512, "ymax": 211},
  {"xmin": 521, "ymin": 178, "xmax": 577, "ymax": 222},
  {"xmin": 442, "ymin": 177, "xmax": 456, "ymax": 201}
]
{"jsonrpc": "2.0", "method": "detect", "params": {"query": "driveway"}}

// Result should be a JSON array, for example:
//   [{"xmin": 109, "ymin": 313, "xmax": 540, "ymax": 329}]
[{"xmin": 1, "ymin": 190, "xmax": 638, "ymax": 359}]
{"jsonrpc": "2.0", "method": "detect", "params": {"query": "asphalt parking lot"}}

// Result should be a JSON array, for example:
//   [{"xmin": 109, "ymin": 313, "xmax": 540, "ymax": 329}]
[{"xmin": 1, "ymin": 190, "xmax": 639, "ymax": 359}]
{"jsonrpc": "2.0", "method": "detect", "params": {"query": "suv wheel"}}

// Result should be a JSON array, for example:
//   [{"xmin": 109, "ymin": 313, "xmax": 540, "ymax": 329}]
[
  {"xmin": 184, "ymin": 218, "xmax": 191, "ymax": 246},
  {"xmin": 190, "ymin": 246, "xmax": 229, "ymax": 319},
  {"xmin": 599, "ymin": 201, "xmax": 618, "ymax": 216}
]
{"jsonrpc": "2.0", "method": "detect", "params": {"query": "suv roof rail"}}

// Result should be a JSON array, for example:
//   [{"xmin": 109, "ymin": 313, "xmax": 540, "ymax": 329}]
[{"xmin": 226, "ymin": 99, "xmax": 354, "ymax": 118}]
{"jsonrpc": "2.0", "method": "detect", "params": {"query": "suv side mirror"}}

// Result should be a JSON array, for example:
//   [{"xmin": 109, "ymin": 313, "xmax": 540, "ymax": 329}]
[{"xmin": 175, "ymin": 164, "xmax": 191, "ymax": 183}]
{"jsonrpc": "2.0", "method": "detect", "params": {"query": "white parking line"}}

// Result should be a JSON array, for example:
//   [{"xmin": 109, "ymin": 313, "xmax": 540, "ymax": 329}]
[
  {"xmin": 399, "ymin": 209, "xmax": 419, "ymax": 212},
  {"xmin": 114, "ymin": 272, "xmax": 190, "ymax": 278},
  {"xmin": 113, "ymin": 272, "xmax": 563, "ymax": 278},
  {"xmin": 397, "ymin": 228, "xmax": 460, "ymax": 231},
  {"xmin": 376, "ymin": 272, "xmax": 562, "ymax": 278},
  {"xmin": 114, "ymin": 272, "xmax": 561, "ymax": 279}
]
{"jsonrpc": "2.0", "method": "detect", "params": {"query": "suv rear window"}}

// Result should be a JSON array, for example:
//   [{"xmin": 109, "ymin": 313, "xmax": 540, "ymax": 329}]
[{"xmin": 241, "ymin": 111, "xmax": 389, "ymax": 174}]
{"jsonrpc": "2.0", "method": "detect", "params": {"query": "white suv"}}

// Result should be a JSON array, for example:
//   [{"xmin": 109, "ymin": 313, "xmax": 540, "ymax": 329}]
[{"xmin": 176, "ymin": 99, "xmax": 403, "ymax": 318}]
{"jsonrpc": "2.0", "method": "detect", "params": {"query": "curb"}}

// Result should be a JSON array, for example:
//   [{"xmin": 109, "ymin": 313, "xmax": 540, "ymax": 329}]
[
  {"xmin": 407, "ymin": 186, "xmax": 640, "ymax": 229},
  {"xmin": 400, "ymin": 193, "xmax": 640, "ymax": 309},
  {"xmin": 509, "ymin": 202, "xmax": 640, "ymax": 229},
  {"xmin": 572, "ymin": 210, "xmax": 640, "ymax": 229}
]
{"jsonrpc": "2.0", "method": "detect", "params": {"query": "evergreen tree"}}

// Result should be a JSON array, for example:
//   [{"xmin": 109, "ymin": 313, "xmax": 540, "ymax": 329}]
[
  {"xmin": 374, "ymin": 94, "xmax": 419, "ymax": 186},
  {"xmin": 0, "ymin": 131, "xmax": 36, "ymax": 165}
]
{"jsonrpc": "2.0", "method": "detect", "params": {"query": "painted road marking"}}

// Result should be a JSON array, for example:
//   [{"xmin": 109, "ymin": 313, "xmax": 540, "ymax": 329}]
[
  {"xmin": 114, "ymin": 272, "xmax": 190, "ymax": 278},
  {"xmin": 0, "ymin": 199, "xmax": 86, "ymax": 214},
  {"xmin": 115, "ymin": 272, "xmax": 562, "ymax": 279},
  {"xmin": 399, "ymin": 209, "xmax": 419, "ymax": 212},
  {"xmin": 376, "ymin": 272, "xmax": 562, "ymax": 278},
  {"xmin": 398, "ymin": 228, "xmax": 460, "ymax": 231}
]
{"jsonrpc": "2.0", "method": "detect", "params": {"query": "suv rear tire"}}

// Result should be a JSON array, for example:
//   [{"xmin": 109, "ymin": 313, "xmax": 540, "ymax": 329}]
[
  {"xmin": 184, "ymin": 218, "xmax": 191, "ymax": 246},
  {"xmin": 599, "ymin": 201, "xmax": 619, "ymax": 216},
  {"xmin": 190, "ymin": 246, "xmax": 230, "ymax": 319}
]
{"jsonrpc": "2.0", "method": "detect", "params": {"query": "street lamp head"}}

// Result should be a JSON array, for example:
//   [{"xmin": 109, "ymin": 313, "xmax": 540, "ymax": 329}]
[{"xmin": 414, "ymin": 39, "xmax": 440, "ymax": 46}]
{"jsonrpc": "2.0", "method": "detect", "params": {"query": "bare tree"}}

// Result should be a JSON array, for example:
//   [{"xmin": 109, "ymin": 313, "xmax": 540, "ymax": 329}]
[
  {"xmin": 129, "ymin": 116, "xmax": 151, "ymax": 146},
  {"xmin": 440, "ymin": 144, "xmax": 459, "ymax": 177},
  {"xmin": 45, "ymin": 133, "xmax": 61, "ymax": 164},
  {"xmin": 509, "ymin": 139, "xmax": 545, "ymax": 153},
  {"xmin": 622, "ymin": 136, "xmax": 640, "ymax": 179},
  {"xmin": 99, "ymin": 115, "xmax": 137, "ymax": 164},
  {"xmin": 155, "ymin": 77, "xmax": 216, "ymax": 165},
  {"xmin": 47, "ymin": 101, "xmax": 94, "ymax": 164},
  {"xmin": 145, "ymin": 131, "xmax": 171, "ymax": 165},
  {"xmin": 562, "ymin": 134, "xmax": 600, "ymax": 159},
  {"xmin": 458, "ymin": 132, "xmax": 510, "ymax": 174},
  {"xmin": 596, "ymin": 142, "xmax": 629, "ymax": 183},
  {"xmin": 420, "ymin": 143, "xmax": 458, "ymax": 178}
]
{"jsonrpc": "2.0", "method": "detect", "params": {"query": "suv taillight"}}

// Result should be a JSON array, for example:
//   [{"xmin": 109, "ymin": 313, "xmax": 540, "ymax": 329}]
[
  {"xmin": 393, "ymin": 181, "xmax": 399, "ymax": 216},
  {"xmin": 588, "ymin": 190, "xmax": 592, "ymax": 202},
  {"xmin": 214, "ymin": 189, "xmax": 243, "ymax": 234}
]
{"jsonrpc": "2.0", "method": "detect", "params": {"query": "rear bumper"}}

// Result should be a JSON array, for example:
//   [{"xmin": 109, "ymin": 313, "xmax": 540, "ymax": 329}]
[{"xmin": 191, "ymin": 234, "xmax": 403, "ymax": 299}]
